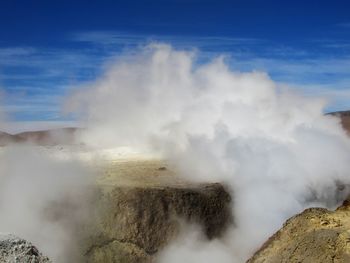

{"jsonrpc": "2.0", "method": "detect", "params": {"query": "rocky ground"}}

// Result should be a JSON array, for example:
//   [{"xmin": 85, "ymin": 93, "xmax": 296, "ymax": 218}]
[
  {"xmin": 247, "ymin": 200, "xmax": 350, "ymax": 263},
  {"xmin": 4, "ymin": 156, "xmax": 350, "ymax": 263},
  {"xmin": 1, "ymin": 110, "xmax": 350, "ymax": 263},
  {"xmin": 81, "ymin": 160, "xmax": 233, "ymax": 263},
  {"xmin": 246, "ymin": 112, "xmax": 350, "ymax": 263},
  {"xmin": 0, "ymin": 234, "xmax": 51, "ymax": 263}
]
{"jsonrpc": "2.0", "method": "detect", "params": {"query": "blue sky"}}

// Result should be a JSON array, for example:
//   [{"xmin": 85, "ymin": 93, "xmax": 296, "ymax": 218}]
[{"xmin": 1, "ymin": 0, "xmax": 350, "ymax": 122}]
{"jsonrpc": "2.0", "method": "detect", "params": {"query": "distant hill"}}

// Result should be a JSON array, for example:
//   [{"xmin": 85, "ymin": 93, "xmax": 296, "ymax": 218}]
[
  {"xmin": 0, "ymin": 131, "xmax": 16, "ymax": 145},
  {"xmin": 1, "ymin": 111, "xmax": 350, "ymax": 146},
  {"xmin": 327, "ymin": 111, "xmax": 350, "ymax": 133},
  {"xmin": 0, "ymin": 127, "xmax": 80, "ymax": 146}
]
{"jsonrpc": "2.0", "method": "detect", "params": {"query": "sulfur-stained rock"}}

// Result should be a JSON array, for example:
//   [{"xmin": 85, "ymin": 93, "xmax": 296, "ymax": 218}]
[
  {"xmin": 247, "ymin": 201, "xmax": 350, "ymax": 263},
  {"xmin": 86, "ymin": 239, "xmax": 152, "ymax": 263}
]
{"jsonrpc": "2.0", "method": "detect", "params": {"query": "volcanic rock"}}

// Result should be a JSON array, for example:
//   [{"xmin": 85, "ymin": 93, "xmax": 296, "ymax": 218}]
[
  {"xmin": 328, "ymin": 111, "xmax": 350, "ymax": 134},
  {"xmin": 247, "ymin": 201, "xmax": 350, "ymax": 263},
  {"xmin": 82, "ymin": 160, "xmax": 233, "ymax": 263},
  {"xmin": 0, "ymin": 234, "xmax": 51, "ymax": 263}
]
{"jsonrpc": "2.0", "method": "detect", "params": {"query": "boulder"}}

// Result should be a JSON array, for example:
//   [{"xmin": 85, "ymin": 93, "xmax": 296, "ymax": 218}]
[
  {"xmin": 0, "ymin": 234, "xmax": 51, "ymax": 263},
  {"xmin": 247, "ymin": 201, "xmax": 350, "ymax": 263}
]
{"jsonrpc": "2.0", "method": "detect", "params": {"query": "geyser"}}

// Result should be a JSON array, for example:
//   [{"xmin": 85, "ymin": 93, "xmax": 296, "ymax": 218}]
[
  {"xmin": 67, "ymin": 43, "xmax": 350, "ymax": 262},
  {"xmin": 0, "ymin": 145, "xmax": 94, "ymax": 262},
  {"xmin": 1, "ymin": 43, "xmax": 350, "ymax": 262}
]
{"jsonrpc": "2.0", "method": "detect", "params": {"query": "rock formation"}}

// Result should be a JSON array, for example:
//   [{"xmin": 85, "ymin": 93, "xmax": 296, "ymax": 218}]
[
  {"xmin": 0, "ymin": 234, "xmax": 51, "ymax": 263},
  {"xmin": 328, "ymin": 110, "xmax": 350, "ymax": 134},
  {"xmin": 81, "ymin": 160, "xmax": 233, "ymax": 263},
  {"xmin": 247, "ymin": 200, "xmax": 350, "ymax": 263}
]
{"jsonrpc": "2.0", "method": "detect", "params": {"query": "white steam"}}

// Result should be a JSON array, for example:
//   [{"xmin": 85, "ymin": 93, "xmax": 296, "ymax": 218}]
[
  {"xmin": 156, "ymin": 224, "xmax": 234, "ymax": 263},
  {"xmin": 0, "ymin": 145, "xmax": 94, "ymax": 262},
  {"xmin": 67, "ymin": 43, "xmax": 350, "ymax": 262}
]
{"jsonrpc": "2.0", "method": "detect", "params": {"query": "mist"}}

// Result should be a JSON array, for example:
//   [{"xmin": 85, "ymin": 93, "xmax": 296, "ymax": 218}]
[
  {"xmin": 1, "ymin": 43, "xmax": 349, "ymax": 262},
  {"xmin": 66, "ymin": 44, "xmax": 350, "ymax": 262},
  {"xmin": 0, "ymin": 143, "xmax": 94, "ymax": 262}
]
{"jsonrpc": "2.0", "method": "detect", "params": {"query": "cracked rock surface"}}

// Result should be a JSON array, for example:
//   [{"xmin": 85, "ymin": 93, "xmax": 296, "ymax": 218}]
[{"xmin": 0, "ymin": 234, "xmax": 51, "ymax": 263}]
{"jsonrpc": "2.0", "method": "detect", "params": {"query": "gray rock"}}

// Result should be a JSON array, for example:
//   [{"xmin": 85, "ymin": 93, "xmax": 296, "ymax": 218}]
[{"xmin": 0, "ymin": 234, "xmax": 51, "ymax": 263}]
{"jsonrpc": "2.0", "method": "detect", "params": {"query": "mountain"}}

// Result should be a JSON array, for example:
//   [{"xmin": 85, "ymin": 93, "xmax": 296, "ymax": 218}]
[
  {"xmin": 0, "ymin": 127, "xmax": 79, "ymax": 146},
  {"xmin": 328, "ymin": 110, "xmax": 350, "ymax": 133},
  {"xmin": 0, "ymin": 131, "xmax": 16, "ymax": 145},
  {"xmin": 1, "ymin": 110, "xmax": 349, "ymax": 146}
]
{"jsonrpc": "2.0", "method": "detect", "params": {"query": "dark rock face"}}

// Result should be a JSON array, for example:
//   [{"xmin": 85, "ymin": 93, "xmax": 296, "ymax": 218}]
[
  {"xmin": 327, "ymin": 111, "xmax": 350, "ymax": 134},
  {"xmin": 0, "ymin": 234, "xmax": 51, "ymax": 263},
  {"xmin": 0, "ymin": 131, "xmax": 15, "ymax": 145},
  {"xmin": 247, "ymin": 203, "xmax": 350, "ymax": 263},
  {"xmin": 83, "ymin": 183, "xmax": 233, "ymax": 263}
]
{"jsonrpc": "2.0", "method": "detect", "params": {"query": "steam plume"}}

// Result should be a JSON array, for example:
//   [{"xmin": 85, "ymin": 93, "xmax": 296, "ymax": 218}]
[
  {"xmin": 1, "ymin": 43, "xmax": 349, "ymax": 262},
  {"xmin": 0, "ymin": 145, "xmax": 94, "ymax": 262},
  {"xmin": 67, "ymin": 44, "xmax": 350, "ymax": 262}
]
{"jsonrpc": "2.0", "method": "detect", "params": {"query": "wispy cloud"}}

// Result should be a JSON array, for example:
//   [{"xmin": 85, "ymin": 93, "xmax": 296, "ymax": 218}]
[
  {"xmin": 71, "ymin": 31, "xmax": 264, "ymax": 58},
  {"xmin": 1, "ymin": 31, "xmax": 350, "ymax": 121}
]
